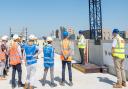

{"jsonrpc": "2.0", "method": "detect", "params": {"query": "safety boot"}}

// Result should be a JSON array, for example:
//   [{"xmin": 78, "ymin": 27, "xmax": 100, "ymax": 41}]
[
  {"xmin": 60, "ymin": 81, "xmax": 65, "ymax": 86},
  {"xmin": 122, "ymin": 81, "xmax": 127, "ymax": 87},
  {"xmin": 69, "ymin": 81, "xmax": 73, "ymax": 86},
  {"xmin": 50, "ymin": 82, "xmax": 57, "ymax": 87},
  {"xmin": 18, "ymin": 83, "xmax": 24, "ymax": 87},
  {"xmin": 113, "ymin": 83, "xmax": 122, "ymax": 88},
  {"xmin": 29, "ymin": 86, "xmax": 33, "ymax": 89},
  {"xmin": 24, "ymin": 83, "xmax": 28, "ymax": 89}
]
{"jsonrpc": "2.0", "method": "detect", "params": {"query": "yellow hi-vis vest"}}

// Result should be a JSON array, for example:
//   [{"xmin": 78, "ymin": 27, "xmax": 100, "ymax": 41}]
[
  {"xmin": 112, "ymin": 36, "xmax": 125, "ymax": 60},
  {"xmin": 78, "ymin": 35, "xmax": 86, "ymax": 48}
]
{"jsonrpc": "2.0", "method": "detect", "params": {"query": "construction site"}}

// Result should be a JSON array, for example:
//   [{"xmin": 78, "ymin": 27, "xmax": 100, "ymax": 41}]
[{"xmin": 0, "ymin": 0, "xmax": 128, "ymax": 89}]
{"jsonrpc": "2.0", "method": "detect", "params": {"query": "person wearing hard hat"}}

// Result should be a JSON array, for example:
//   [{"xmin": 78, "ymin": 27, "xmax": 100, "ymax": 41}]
[
  {"xmin": 9, "ymin": 34, "xmax": 24, "ymax": 89},
  {"xmin": 77, "ymin": 30, "xmax": 86, "ymax": 65},
  {"xmin": 0, "ymin": 35, "xmax": 8, "ymax": 80},
  {"xmin": 23, "ymin": 34, "xmax": 41, "ymax": 89},
  {"xmin": 60, "ymin": 31, "xmax": 73, "ymax": 86},
  {"xmin": 42, "ymin": 36, "xmax": 47, "ymax": 47},
  {"xmin": 42, "ymin": 36, "xmax": 57, "ymax": 87},
  {"xmin": 111, "ymin": 29, "xmax": 127, "ymax": 88}
]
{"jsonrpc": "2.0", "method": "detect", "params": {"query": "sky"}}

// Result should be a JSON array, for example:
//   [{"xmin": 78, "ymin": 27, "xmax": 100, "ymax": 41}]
[{"xmin": 0, "ymin": 0, "xmax": 128, "ymax": 37}]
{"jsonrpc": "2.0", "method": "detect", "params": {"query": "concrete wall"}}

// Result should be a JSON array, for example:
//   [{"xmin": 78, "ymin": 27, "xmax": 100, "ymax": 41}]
[
  {"xmin": 88, "ymin": 40, "xmax": 128, "ymax": 80},
  {"xmin": 88, "ymin": 40, "xmax": 104, "ymax": 66}
]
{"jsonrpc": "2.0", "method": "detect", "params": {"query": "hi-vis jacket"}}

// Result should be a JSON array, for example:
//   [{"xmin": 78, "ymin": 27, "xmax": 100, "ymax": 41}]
[
  {"xmin": 60, "ymin": 38, "xmax": 72, "ymax": 61},
  {"xmin": 43, "ymin": 44, "xmax": 54, "ymax": 68},
  {"xmin": 112, "ymin": 35, "xmax": 125, "ymax": 59},
  {"xmin": 0, "ymin": 43, "xmax": 6, "ymax": 61},
  {"xmin": 78, "ymin": 35, "xmax": 86, "ymax": 49},
  {"xmin": 9, "ymin": 42, "xmax": 21, "ymax": 65},
  {"xmin": 23, "ymin": 44, "xmax": 38, "ymax": 65}
]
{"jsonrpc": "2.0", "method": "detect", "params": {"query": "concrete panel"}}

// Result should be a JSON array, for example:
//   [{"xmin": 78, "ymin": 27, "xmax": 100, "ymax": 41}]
[
  {"xmin": 88, "ymin": 40, "xmax": 128, "ymax": 80},
  {"xmin": 88, "ymin": 40, "xmax": 104, "ymax": 66}
]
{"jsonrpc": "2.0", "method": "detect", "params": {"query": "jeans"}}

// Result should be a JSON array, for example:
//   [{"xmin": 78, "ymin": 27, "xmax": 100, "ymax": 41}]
[
  {"xmin": 62, "ymin": 61, "xmax": 72, "ymax": 82},
  {"xmin": 12, "ymin": 63, "xmax": 22, "ymax": 86}
]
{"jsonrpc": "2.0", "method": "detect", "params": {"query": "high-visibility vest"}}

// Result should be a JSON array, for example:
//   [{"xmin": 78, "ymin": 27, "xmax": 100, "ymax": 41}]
[
  {"xmin": 43, "ymin": 44, "xmax": 54, "ymax": 68},
  {"xmin": 0, "ymin": 46, "xmax": 6, "ymax": 61},
  {"xmin": 9, "ymin": 42, "xmax": 21, "ymax": 65},
  {"xmin": 112, "ymin": 36, "xmax": 125, "ymax": 60},
  {"xmin": 23, "ymin": 44, "xmax": 37, "ymax": 65},
  {"xmin": 60, "ymin": 39, "xmax": 72, "ymax": 61},
  {"xmin": 78, "ymin": 35, "xmax": 86, "ymax": 48}
]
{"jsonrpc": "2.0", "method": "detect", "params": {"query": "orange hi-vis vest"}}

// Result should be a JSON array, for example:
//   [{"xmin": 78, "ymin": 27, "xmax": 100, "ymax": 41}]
[
  {"xmin": 60, "ymin": 39, "xmax": 72, "ymax": 61},
  {"xmin": 9, "ymin": 42, "xmax": 21, "ymax": 65},
  {"xmin": 0, "ymin": 47, "xmax": 6, "ymax": 61}
]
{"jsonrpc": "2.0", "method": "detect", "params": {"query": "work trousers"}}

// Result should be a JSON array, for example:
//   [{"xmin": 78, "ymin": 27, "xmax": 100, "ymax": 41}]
[
  {"xmin": 43, "ymin": 67, "xmax": 54, "ymax": 83},
  {"xmin": 79, "ymin": 48, "xmax": 85, "ymax": 64},
  {"xmin": 113, "ymin": 58, "xmax": 126, "ymax": 84},
  {"xmin": 0, "ymin": 61, "xmax": 5, "ymax": 76},
  {"xmin": 26, "ymin": 64, "xmax": 36, "ymax": 86},
  {"xmin": 62, "ymin": 61, "xmax": 72, "ymax": 82}
]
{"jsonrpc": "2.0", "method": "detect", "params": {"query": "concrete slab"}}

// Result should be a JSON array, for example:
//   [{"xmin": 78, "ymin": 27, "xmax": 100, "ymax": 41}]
[{"xmin": 0, "ymin": 53, "xmax": 128, "ymax": 89}]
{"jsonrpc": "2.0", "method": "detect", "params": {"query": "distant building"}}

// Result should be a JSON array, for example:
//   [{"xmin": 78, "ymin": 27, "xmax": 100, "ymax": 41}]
[
  {"xmin": 55, "ymin": 29, "xmax": 59, "ymax": 38},
  {"xmin": 119, "ymin": 31, "xmax": 125, "ymax": 39},
  {"xmin": 102, "ymin": 29, "xmax": 112, "ymax": 40},
  {"xmin": 125, "ymin": 31, "xmax": 128, "ymax": 39},
  {"xmin": 59, "ymin": 26, "xmax": 67, "ymax": 39},
  {"xmin": 82, "ymin": 30, "xmax": 90, "ymax": 39},
  {"xmin": 82, "ymin": 29, "xmax": 113, "ymax": 40},
  {"xmin": 68, "ymin": 28, "xmax": 75, "ymax": 40}
]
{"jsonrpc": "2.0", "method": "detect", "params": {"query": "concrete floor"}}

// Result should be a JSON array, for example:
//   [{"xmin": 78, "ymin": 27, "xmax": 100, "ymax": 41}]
[{"xmin": 0, "ymin": 53, "xmax": 128, "ymax": 89}]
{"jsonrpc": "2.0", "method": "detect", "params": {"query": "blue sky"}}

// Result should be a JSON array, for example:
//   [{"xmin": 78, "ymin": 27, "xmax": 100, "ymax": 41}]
[{"xmin": 0, "ymin": 0, "xmax": 128, "ymax": 36}]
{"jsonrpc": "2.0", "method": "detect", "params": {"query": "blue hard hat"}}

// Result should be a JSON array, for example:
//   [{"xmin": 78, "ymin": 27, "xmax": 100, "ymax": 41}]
[
  {"xmin": 79, "ymin": 30, "xmax": 83, "ymax": 34},
  {"xmin": 63, "ymin": 31, "xmax": 68, "ymax": 37},
  {"xmin": 112, "ymin": 29, "xmax": 119, "ymax": 34}
]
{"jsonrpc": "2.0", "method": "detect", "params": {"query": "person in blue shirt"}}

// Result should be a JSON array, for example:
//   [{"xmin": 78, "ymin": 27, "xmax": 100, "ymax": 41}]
[
  {"xmin": 42, "ymin": 37, "xmax": 57, "ymax": 87},
  {"xmin": 23, "ymin": 34, "xmax": 40, "ymax": 89}
]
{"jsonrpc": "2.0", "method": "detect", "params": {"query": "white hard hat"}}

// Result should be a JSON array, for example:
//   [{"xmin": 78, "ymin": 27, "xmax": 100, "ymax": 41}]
[
  {"xmin": 22, "ymin": 37, "xmax": 26, "ymax": 41},
  {"xmin": 34, "ymin": 37, "xmax": 38, "ymax": 40},
  {"xmin": 13, "ymin": 34, "xmax": 19, "ymax": 40},
  {"xmin": 28, "ymin": 34, "xmax": 36, "ymax": 40},
  {"xmin": 47, "ymin": 37, "xmax": 53, "ymax": 42},
  {"xmin": 1, "ymin": 35, "xmax": 8, "ymax": 41}
]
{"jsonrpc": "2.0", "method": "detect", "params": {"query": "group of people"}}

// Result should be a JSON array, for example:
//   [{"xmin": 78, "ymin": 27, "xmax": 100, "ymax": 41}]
[
  {"xmin": 0, "ymin": 31, "xmax": 74, "ymax": 89},
  {"xmin": 0, "ymin": 29, "xmax": 127, "ymax": 89}
]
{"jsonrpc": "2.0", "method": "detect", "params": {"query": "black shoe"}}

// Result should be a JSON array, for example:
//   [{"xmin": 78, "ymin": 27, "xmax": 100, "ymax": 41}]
[
  {"xmin": 12, "ymin": 85, "xmax": 16, "ymax": 89},
  {"xmin": 60, "ymin": 81, "xmax": 65, "ymax": 86},
  {"xmin": 50, "ymin": 82, "xmax": 57, "ymax": 87},
  {"xmin": 42, "ymin": 80, "xmax": 45, "ymax": 86},
  {"xmin": 18, "ymin": 83, "xmax": 25, "ymax": 87},
  {"xmin": 69, "ymin": 81, "xmax": 73, "ymax": 86}
]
